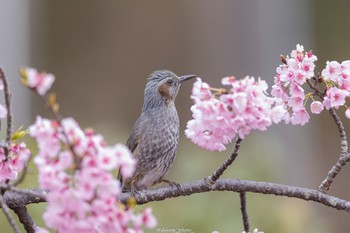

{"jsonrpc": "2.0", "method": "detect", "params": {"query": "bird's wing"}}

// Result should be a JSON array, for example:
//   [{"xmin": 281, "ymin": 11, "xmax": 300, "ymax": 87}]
[{"xmin": 118, "ymin": 113, "xmax": 149, "ymax": 184}]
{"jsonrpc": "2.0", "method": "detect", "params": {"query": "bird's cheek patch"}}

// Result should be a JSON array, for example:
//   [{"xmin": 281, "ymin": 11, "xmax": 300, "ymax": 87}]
[{"xmin": 158, "ymin": 83, "xmax": 171, "ymax": 98}]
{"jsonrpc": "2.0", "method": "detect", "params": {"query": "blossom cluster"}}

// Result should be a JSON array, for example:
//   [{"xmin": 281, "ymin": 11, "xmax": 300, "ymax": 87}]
[
  {"xmin": 272, "ymin": 44, "xmax": 350, "ymax": 124},
  {"xmin": 271, "ymin": 44, "xmax": 318, "ymax": 125},
  {"xmin": 185, "ymin": 76, "xmax": 286, "ymax": 151},
  {"xmin": 20, "ymin": 67, "xmax": 55, "ymax": 95},
  {"xmin": 30, "ymin": 116, "xmax": 156, "ymax": 233},
  {"xmin": 322, "ymin": 60, "xmax": 350, "ymax": 115},
  {"xmin": 0, "ymin": 75, "xmax": 30, "ymax": 183},
  {"xmin": 0, "ymin": 142, "xmax": 31, "ymax": 183}
]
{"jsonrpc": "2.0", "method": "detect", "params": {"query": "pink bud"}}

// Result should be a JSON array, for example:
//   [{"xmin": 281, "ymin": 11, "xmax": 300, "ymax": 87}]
[{"xmin": 310, "ymin": 101, "xmax": 324, "ymax": 114}]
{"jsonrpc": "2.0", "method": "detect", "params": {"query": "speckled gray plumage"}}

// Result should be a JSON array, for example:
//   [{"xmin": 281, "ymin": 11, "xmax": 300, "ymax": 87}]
[{"xmin": 120, "ymin": 70, "xmax": 195, "ymax": 192}]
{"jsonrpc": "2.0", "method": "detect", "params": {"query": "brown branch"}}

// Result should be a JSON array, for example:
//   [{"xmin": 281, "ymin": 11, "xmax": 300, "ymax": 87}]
[
  {"xmin": 12, "ymin": 206, "xmax": 37, "ymax": 233},
  {"xmin": 117, "ymin": 178, "xmax": 350, "ymax": 213},
  {"xmin": 306, "ymin": 79, "xmax": 350, "ymax": 193},
  {"xmin": 306, "ymin": 79, "xmax": 323, "ymax": 98},
  {"xmin": 208, "ymin": 137, "xmax": 242, "ymax": 183},
  {"xmin": 239, "ymin": 192, "xmax": 250, "ymax": 232},
  {"xmin": 318, "ymin": 108, "xmax": 350, "ymax": 193},
  {"xmin": 0, "ymin": 194, "xmax": 21, "ymax": 233},
  {"xmin": 328, "ymin": 108, "xmax": 348, "ymax": 154},
  {"xmin": 3, "ymin": 179, "xmax": 350, "ymax": 213},
  {"xmin": 2, "ymin": 187, "xmax": 46, "ymax": 207},
  {"xmin": 0, "ymin": 68, "xmax": 13, "ymax": 159}
]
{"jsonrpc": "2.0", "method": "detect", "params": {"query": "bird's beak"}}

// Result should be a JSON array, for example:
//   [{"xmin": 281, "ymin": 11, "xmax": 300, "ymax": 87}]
[{"xmin": 179, "ymin": 74, "xmax": 197, "ymax": 83}]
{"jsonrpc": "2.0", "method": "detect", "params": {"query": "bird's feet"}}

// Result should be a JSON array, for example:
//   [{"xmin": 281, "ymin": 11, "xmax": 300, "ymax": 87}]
[{"xmin": 161, "ymin": 178, "xmax": 181, "ymax": 189}]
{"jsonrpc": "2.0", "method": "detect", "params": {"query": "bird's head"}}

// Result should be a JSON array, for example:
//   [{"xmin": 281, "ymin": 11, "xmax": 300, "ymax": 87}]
[{"xmin": 143, "ymin": 70, "xmax": 196, "ymax": 110}]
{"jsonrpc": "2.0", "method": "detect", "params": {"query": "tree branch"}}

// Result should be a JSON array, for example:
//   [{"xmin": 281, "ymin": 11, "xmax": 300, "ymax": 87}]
[
  {"xmin": 328, "ymin": 107, "xmax": 348, "ymax": 154},
  {"xmin": 0, "ymin": 194, "xmax": 21, "ymax": 233},
  {"xmin": 208, "ymin": 137, "xmax": 242, "ymax": 183},
  {"xmin": 117, "ymin": 178, "xmax": 350, "ymax": 212},
  {"xmin": 318, "ymin": 108, "xmax": 350, "ymax": 193},
  {"xmin": 306, "ymin": 79, "xmax": 350, "ymax": 193},
  {"xmin": 0, "ymin": 68, "xmax": 13, "ymax": 159},
  {"xmin": 12, "ymin": 206, "xmax": 37, "ymax": 233},
  {"xmin": 3, "ymin": 179, "xmax": 350, "ymax": 213},
  {"xmin": 2, "ymin": 187, "xmax": 46, "ymax": 207},
  {"xmin": 239, "ymin": 192, "xmax": 250, "ymax": 232}
]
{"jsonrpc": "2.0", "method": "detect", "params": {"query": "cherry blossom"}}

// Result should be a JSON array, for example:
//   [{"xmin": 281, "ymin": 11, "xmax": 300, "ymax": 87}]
[
  {"xmin": 290, "ymin": 108, "xmax": 310, "ymax": 126},
  {"xmin": 310, "ymin": 101, "xmax": 324, "ymax": 114},
  {"xmin": 271, "ymin": 44, "xmax": 318, "ymax": 126},
  {"xmin": 30, "ymin": 116, "xmax": 154, "ymax": 233},
  {"xmin": 0, "ymin": 142, "xmax": 31, "ymax": 183},
  {"xmin": 322, "ymin": 61, "xmax": 341, "ymax": 82},
  {"xmin": 20, "ymin": 67, "xmax": 55, "ymax": 95},
  {"xmin": 186, "ymin": 77, "xmax": 286, "ymax": 151},
  {"xmin": 345, "ymin": 107, "xmax": 350, "ymax": 119},
  {"xmin": 323, "ymin": 87, "xmax": 348, "ymax": 109}
]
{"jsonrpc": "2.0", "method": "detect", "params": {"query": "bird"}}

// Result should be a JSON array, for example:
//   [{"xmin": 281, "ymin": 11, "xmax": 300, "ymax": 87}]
[{"xmin": 119, "ymin": 70, "xmax": 196, "ymax": 194}]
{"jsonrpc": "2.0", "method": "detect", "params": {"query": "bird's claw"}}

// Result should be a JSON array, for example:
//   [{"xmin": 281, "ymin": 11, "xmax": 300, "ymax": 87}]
[{"xmin": 162, "ymin": 179, "xmax": 181, "ymax": 189}]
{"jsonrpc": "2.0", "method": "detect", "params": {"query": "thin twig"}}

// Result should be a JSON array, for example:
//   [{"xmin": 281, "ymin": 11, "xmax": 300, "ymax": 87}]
[
  {"xmin": 306, "ymin": 79, "xmax": 323, "ymax": 98},
  {"xmin": 318, "ymin": 108, "xmax": 350, "ymax": 193},
  {"xmin": 0, "ymin": 68, "xmax": 13, "ymax": 159},
  {"xmin": 38, "ymin": 94, "xmax": 62, "ymax": 122},
  {"xmin": 327, "ymin": 108, "xmax": 348, "ymax": 154},
  {"xmin": 12, "ymin": 206, "xmax": 37, "ymax": 233},
  {"xmin": 0, "ymin": 194, "xmax": 21, "ymax": 233},
  {"xmin": 208, "ymin": 137, "xmax": 242, "ymax": 183},
  {"xmin": 306, "ymin": 79, "xmax": 350, "ymax": 193},
  {"xmin": 37, "ymin": 93, "xmax": 81, "ymax": 166},
  {"xmin": 318, "ymin": 153, "xmax": 350, "ymax": 192},
  {"xmin": 239, "ymin": 192, "xmax": 250, "ymax": 232}
]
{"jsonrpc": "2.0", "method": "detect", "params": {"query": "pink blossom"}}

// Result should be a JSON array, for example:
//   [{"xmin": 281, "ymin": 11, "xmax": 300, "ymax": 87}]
[
  {"xmin": 288, "ymin": 96, "xmax": 304, "ymax": 111},
  {"xmin": 29, "ymin": 116, "xmax": 154, "ymax": 232},
  {"xmin": 61, "ymin": 117, "xmax": 88, "ymax": 155},
  {"xmin": 0, "ymin": 143, "xmax": 31, "ymax": 183},
  {"xmin": 324, "ymin": 87, "xmax": 348, "ymax": 109},
  {"xmin": 29, "ymin": 116, "xmax": 61, "ymax": 161},
  {"xmin": 192, "ymin": 77, "xmax": 212, "ymax": 101},
  {"xmin": 289, "ymin": 82, "xmax": 304, "ymax": 98},
  {"xmin": 221, "ymin": 76, "xmax": 236, "ymax": 85},
  {"xmin": 271, "ymin": 85, "xmax": 288, "ymax": 101},
  {"xmin": 186, "ymin": 77, "xmax": 285, "ymax": 151},
  {"xmin": 134, "ymin": 208, "xmax": 157, "ymax": 229},
  {"xmin": 282, "ymin": 44, "xmax": 317, "ymax": 84},
  {"xmin": 310, "ymin": 101, "xmax": 324, "ymax": 114},
  {"xmin": 270, "ymin": 105, "xmax": 287, "ymax": 124},
  {"xmin": 115, "ymin": 144, "xmax": 136, "ymax": 178},
  {"xmin": 322, "ymin": 61, "xmax": 341, "ymax": 82},
  {"xmin": 0, "ymin": 104, "xmax": 7, "ymax": 119},
  {"xmin": 22, "ymin": 67, "xmax": 55, "ymax": 95},
  {"xmin": 345, "ymin": 108, "xmax": 350, "ymax": 119},
  {"xmin": 186, "ymin": 99, "xmax": 236, "ymax": 151},
  {"xmin": 291, "ymin": 108, "xmax": 310, "ymax": 126},
  {"xmin": 35, "ymin": 227, "xmax": 50, "ymax": 233}
]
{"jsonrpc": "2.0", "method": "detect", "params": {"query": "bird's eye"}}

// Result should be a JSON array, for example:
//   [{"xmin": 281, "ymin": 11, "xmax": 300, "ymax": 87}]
[{"xmin": 166, "ymin": 79, "xmax": 174, "ymax": 85}]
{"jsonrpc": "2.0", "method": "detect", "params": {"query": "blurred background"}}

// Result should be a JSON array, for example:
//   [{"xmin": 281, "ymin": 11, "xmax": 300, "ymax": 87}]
[{"xmin": 1, "ymin": 0, "xmax": 350, "ymax": 232}]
